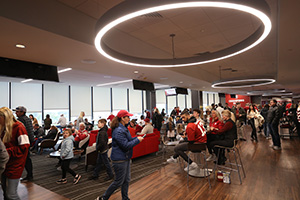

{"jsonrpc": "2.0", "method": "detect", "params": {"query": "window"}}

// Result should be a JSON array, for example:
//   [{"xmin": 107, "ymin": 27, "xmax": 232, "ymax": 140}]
[
  {"xmin": 71, "ymin": 86, "xmax": 91, "ymax": 121},
  {"xmin": 129, "ymin": 88, "xmax": 142, "ymax": 115},
  {"xmin": 0, "ymin": 82, "xmax": 9, "ymax": 108},
  {"xmin": 112, "ymin": 88, "xmax": 127, "ymax": 113}
]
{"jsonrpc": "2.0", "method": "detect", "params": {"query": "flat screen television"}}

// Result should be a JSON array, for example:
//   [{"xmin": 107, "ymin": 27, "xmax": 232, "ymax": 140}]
[
  {"xmin": 175, "ymin": 87, "xmax": 188, "ymax": 95},
  {"xmin": 132, "ymin": 79, "xmax": 154, "ymax": 91},
  {"xmin": 0, "ymin": 57, "xmax": 59, "ymax": 82},
  {"xmin": 230, "ymin": 94, "xmax": 236, "ymax": 98},
  {"xmin": 165, "ymin": 88, "xmax": 177, "ymax": 96}
]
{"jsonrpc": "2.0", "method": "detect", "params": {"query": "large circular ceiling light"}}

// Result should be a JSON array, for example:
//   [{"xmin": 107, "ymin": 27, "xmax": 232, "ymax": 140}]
[
  {"xmin": 95, "ymin": 0, "xmax": 272, "ymax": 68},
  {"xmin": 211, "ymin": 78, "xmax": 275, "ymax": 88}
]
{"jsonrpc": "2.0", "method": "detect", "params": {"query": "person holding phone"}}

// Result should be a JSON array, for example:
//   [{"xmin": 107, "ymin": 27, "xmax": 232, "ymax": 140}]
[{"xmin": 97, "ymin": 110, "xmax": 144, "ymax": 200}]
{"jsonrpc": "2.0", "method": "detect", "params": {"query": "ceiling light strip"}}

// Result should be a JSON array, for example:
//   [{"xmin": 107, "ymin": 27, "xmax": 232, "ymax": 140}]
[
  {"xmin": 212, "ymin": 78, "xmax": 275, "ymax": 88},
  {"xmin": 97, "ymin": 79, "xmax": 132, "ymax": 87},
  {"xmin": 95, "ymin": 0, "xmax": 272, "ymax": 68},
  {"xmin": 21, "ymin": 79, "xmax": 33, "ymax": 83},
  {"xmin": 58, "ymin": 68, "xmax": 72, "ymax": 74}
]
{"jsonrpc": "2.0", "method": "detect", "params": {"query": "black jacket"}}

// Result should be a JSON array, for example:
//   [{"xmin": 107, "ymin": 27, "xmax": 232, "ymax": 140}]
[
  {"xmin": 18, "ymin": 115, "xmax": 35, "ymax": 145},
  {"xmin": 267, "ymin": 105, "xmax": 280, "ymax": 124},
  {"xmin": 231, "ymin": 107, "xmax": 246, "ymax": 122},
  {"xmin": 43, "ymin": 129, "xmax": 57, "ymax": 140},
  {"xmin": 96, "ymin": 125, "xmax": 109, "ymax": 153},
  {"xmin": 260, "ymin": 107, "xmax": 269, "ymax": 120}
]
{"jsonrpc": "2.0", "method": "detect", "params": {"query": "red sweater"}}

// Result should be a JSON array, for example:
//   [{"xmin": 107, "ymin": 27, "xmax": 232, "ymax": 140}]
[
  {"xmin": 73, "ymin": 129, "xmax": 88, "ymax": 142},
  {"xmin": 209, "ymin": 118, "xmax": 224, "ymax": 135},
  {"xmin": 2, "ymin": 121, "xmax": 30, "ymax": 179},
  {"xmin": 186, "ymin": 121, "xmax": 207, "ymax": 143}
]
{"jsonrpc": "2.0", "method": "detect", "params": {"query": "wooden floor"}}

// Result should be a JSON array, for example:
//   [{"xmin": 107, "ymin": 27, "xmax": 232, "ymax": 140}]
[{"xmin": 2, "ymin": 126, "xmax": 300, "ymax": 200}]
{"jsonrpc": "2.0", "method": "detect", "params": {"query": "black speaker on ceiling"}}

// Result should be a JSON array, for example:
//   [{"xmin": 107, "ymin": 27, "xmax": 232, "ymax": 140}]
[{"xmin": 0, "ymin": 57, "xmax": 59, "ymax": 82}]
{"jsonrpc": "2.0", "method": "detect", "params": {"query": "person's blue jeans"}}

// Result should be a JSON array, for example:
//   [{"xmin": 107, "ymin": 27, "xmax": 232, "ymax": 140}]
[
  {"xmin": 1, "ymin": 175, "xmax": 20, "ymax": 200},
  {"xmin": 33, "ymin": 138, "xmax": 44, "ymax": 151},
  {"xmin": 263, "ymin": 122, "xmax": 269, "ymax": 137},
  {"xmin": 93, "ymin": 152, "xmax": 113, "ymax": 178},
  {"xmin": 268, "ymin": 122, "xmax": 281, "ymax": 147},
  {"xmin": 102, "ymin": 160, "xmax": 131, "ymax": 200}
]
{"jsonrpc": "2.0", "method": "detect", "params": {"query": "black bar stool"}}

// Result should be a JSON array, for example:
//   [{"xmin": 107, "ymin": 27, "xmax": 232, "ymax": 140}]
[
  {"xmin": 187, "ymin": 142, "xmax": 211, "ymax": 188},
  {"xmin": 213, "ymin": 139, "xmax": 246, "ymax": 184}
]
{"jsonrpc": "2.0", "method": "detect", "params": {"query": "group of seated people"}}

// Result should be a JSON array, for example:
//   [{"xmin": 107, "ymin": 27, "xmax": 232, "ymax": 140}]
[
  {"xmin": 31, "ymin": 125, "xmax": 59, "ymax": 153},
  {"xmin": 167, "ymin": 109, "xmax": 237, "ymax": 170}
]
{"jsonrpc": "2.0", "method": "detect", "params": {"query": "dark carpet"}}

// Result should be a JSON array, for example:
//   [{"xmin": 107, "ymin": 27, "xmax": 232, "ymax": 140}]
[{"xmin": 26, "ymin": 147, "xmax": 173, "ymax": 200}]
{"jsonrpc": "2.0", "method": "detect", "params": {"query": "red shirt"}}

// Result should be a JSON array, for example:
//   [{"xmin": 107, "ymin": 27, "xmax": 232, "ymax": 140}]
[
  {"xmin": 73, "ymin": 129, "xmax": 88, "ymax": 142},
  {"xmin": 209, "ymin": 118, "xmax": 224, "ymax": 135},
  {"xmin": 186, "ymin": 121, "xmax": 207, "ymax": 143},
  {"xmin": 2, "ymin": 121, "xmax": 30, "ymax": 179}
]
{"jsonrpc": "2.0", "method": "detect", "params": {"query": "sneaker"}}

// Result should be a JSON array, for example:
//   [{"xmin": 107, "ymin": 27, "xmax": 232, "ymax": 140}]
[
  {"xmin": 166, "ymin": 156, "xmax": 177, "ymax": 163},
  {"xmin": 20, "ymin": 176, "xmax": 33, "ymax": 182},
  {"xmin": 56, "ymin": 178, "xmax": 67, "ymax": 184},
  {"xmin": 184, "ymin": 162, "xmax": 198, "ymax": 172},
  {"xmin": 273, "ymin": 146, "xmax": 281, "ymax": 150},
  {"xmin": 269, "ymin": 144, "xmax": 274, "ymax": 148},
  {"xmin": 206, "ymin": 154, "xmax": 216, "ymax": 162},
  {"xmin": 266, "ymin": 136, "xmax": 272, "ymax": 140},
  {"xmin": 95, "ymin": 197, "xmax": 104, "ymax": 200},
  {"xmin": 73, "ymin": 174, "xmax": 81, "ymax": 185}
]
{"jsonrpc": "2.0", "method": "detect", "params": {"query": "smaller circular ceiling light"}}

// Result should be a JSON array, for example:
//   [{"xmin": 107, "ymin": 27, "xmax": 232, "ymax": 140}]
[
  {"xmin": 94, "ymin": 0, "xmax": 271, "ymax": 68},
  {"xmin": 212, "ymin": 78, "xmax": 275, "ymax": 88}
]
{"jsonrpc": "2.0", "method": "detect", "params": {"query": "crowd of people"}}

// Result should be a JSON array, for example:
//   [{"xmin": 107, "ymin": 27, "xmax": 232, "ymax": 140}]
[{"xmin": 1, "ymin": 99, "xmax": 300, "ymax": 199}]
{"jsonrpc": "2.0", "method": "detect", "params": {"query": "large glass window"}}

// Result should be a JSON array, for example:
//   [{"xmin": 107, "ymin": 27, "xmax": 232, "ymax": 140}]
[
  {"xmin": 178, "ymin": 94, "xmax": 186, "ymax": 111},
  {"xmin": 93, "ymin": 87, "xmax": 111, "ymax": 121},
  {"xmin": 156, "ymin": 90, "xmax": 166, "ymax": 113},
  {"xmin": 167, "ymin": 96, "xmax": 176, "ymax": 115},
  {"xmin": 112, "ymin": 88, "xmax": 127, "ymax": 114},
  {"xmin": 187, "ymin": 89, "xmax": 192, "ymax": 109},
  {"xmin": 11, "ymin": 82, "xmax": 42, "ymax": 123},
  {"xmin": 71, "ymin": 86, "xmax": 91, "ymax": 122},
  {"xmin": 44, "ymin": 83, "xmax": 69, "ymax": 123},
  {"xmin": 0, "ymin": 82, "xmax": 9, "ymax": 108},
  {"xmin": 129, "ymin": 88, "xmax": 143, "ymax": 117}
]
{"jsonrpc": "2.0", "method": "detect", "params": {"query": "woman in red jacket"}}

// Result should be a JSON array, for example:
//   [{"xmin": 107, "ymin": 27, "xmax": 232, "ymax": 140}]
[
  {"xmin": 206, "ymin": 110, "xmax": 224, "ymax": 161},
  {"xmin": 0, "ymin": 107, "xmax": 30, "ymax": 200},
  {"xmin": 73, "ymin": 122, "xmax": 88, "ymax": 149}
]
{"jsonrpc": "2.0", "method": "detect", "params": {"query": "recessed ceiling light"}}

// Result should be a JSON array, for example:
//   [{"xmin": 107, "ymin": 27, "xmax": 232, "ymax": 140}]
[
  {"xmin": 81, "ymin": 59, "xmax": 96, "ymax": 64},
  {"xmin": 95, "ymin": 0, "xmax": 272, "ymax": 67},
  {"xmin": 21, "ymin": 79, "xmax": 32, "ymax": 83},
  {"xmin": 97, "ymin": 79, "xmax": 132, "ymax": 87},
  {"xmin": 16, "ymin": 44, "xmax": 25, "ymax": 49},
  {"xmin": 134, "ymin": 70, "xmax": 139, "ymax": 74},
  {"xmin": 179, "ymin": 81, "xmax": 183, "ymax": 84},
  {"xmin": 160, "ymin": 77, "xmax": 168, "ymax": 80},
  {"xmin": 58, "ymin": 68, "xmax": 72, "ymax": 73}
]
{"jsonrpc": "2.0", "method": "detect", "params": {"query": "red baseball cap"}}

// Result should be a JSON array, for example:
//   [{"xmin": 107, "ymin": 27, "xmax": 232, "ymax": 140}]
[
  {"xmin": 144, "ymin": 118, "xmax": 150, "ymax": 123},
  {"xmin": 117, "ymin": 110, "xmax": 133, "ymax": 118}
]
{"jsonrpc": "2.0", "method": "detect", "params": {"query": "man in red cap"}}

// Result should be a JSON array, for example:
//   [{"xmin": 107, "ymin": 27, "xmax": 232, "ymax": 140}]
[{"xmin": 138, "ymin": 118, "xmax": 153, "ymax": 135}]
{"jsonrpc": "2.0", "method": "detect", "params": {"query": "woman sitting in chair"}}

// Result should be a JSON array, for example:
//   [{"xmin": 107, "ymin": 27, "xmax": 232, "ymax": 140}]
[
  {"xmin": 206, "ymin": 110, "xmax": 237, "ymax": 165},
  {"xmin": 73, "ymin": 122, "xmax": 88, "ymax": 149}
]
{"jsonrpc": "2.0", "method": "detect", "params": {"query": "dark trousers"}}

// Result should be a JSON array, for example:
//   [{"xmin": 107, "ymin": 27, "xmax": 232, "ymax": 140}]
[
  {"xmin": 173, "ymin": 142, "xmax": 193, "ymax": 164},
  {"xmin": 207, "ymin": 134, "xmax": 223, "ymax": 154},
  {"xmin": 61, "ymin": 159, "xmax": 76, "ymax": 179},
  {"xmin": 93, "ymin": 152, "xmax": 113, "ymax": 178},
  {"xmin": 263, "ymin": 122, "xmax": 269, "ymax": 137},
  {"xmin": 297, "ymin": 121, "xmax": 300, "ymax": 137},
  {"xmin": 24, "ymin": 148, "xmax": 33, "ymax": 178},
  {"xmin": 268, "ymin": 123, "xmax": 281, "ymax": 147},
  {"xmin": 33, "ymin": 138, "xmax": 44, "ymax": 151},
  {"xmin": 249, "ymin": 118, "xmax": 257, "ymax": 140},
  {"xmin": 103, "ymin": 160, "xmax": 130, "ymax": 200},
  {"xmin": 207, "ymin": 139, "xmax": 234, "ymax": 163}
]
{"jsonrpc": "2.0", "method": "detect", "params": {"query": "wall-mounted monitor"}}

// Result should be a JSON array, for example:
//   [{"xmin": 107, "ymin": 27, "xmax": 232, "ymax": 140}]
[
  {"xmin": 0, "ymin": 57, "xmax": 59, "ymax": 82},
  {"xmin": 230, "ymin": 94, "xmax": 237, "ymax": 98},
  {"xmin": 132, "ymin": 79, "xmax": 154, "ymax": 91},
  {"xmin": 165, "ymin": 88, "xmax": 177, "ymax": 96},
  {"xmin": 175, "ymin": 87, "xmax": 188, "ymax": 95}
]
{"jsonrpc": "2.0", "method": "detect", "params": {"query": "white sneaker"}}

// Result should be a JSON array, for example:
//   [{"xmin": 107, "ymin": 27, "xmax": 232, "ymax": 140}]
[
  {"xmin": 184, "ymin": 162, "xmax": 198, "ymax": 172},
  {"xmin": 273, "ymin": 146, "xmax": 281, "ymax": 150},
  {"xmin": 167, "ymin": 156, "xmax": 178, "ymax": 163},
  {"xmin": 206, "ymin": 154, "xmax": 216, "ymax": 162},
  {"xmin": 269, "ymin": 144, "xmax": 274, "ymax": 148}
]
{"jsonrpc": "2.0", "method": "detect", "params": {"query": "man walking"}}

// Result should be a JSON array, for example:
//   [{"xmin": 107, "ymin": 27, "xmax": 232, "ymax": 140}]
[
  {"xmin": 13, "ymin": 106, "xmax": 35, "ymax": 181},
  {"xmin": 231, "ymin": 103, "xmax": 246, "ymax": 141},
  {"xmin": 267, "ymin": 99, "xmax": 281, "ymax": 150}
]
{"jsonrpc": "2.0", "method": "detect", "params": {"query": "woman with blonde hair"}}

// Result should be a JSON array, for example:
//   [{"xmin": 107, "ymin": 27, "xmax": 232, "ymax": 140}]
[
  {"xmin": 0, "ymin": 107, "xmax": 30, "ymax": 199},
  {"xmin": 76, "ymin": 111, "xmax": 85, "ymax": 130}
]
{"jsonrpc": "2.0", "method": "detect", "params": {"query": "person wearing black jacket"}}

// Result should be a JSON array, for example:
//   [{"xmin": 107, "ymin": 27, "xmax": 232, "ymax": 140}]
[
  {"xmin": 267, "ymin": 99, "xmax": 281, "ymax": 150},
  {"xmin": 89, "ymin": 119, "xmax": 113, "ymax": 181},
  {"xmin": 260, "ymin": 104, "xmax": 270, "ymax": 139},
  {"xmin": 13, "ymin": 106, "xmax": 35, "ymax": 182},
  {"xmin": 31, "ymin": 126, "xmax": 58, "ymax": 153}
]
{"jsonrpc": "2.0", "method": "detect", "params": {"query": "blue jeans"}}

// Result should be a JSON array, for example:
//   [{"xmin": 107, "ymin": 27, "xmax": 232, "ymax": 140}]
[
  {"xmin": 1, "ymin": 175, "xmax": 20, "ymax": 200},
  {"xmin": 268, "ymin": 123, "xmax": 281, "ymax": 147},
  {"xmin": 33, "ymin": 138, "xmax": 44, "ymax": 151},
  {"xmin": 93, "ymin": 152, "xmax": 113, "ymax": 178},
  {"xmin": 102, "ymin": 160, "xmax": 131, "ymax": 200},
  {"xmin": 263, "ymin": 122, "xmax": 269, "ymax": 137}
]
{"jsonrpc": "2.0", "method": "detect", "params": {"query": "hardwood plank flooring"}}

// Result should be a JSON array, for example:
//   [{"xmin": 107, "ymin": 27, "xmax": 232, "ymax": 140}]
[{"xmin": 110, "ymin": 126, "xmax": 300, "ymax": 200}]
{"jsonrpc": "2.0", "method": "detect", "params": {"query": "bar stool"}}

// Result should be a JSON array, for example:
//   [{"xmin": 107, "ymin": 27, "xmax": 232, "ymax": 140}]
[
  {"xmin": 186, "ymin": 142, "xmax": 211, "ymax": 188},
  {"xmin": 213, "ymin": 139, "xmax": 246, "ymax": 184}
]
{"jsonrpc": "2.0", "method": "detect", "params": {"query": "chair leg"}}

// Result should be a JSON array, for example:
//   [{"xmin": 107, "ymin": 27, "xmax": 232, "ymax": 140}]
[
  {"xmin": 233, "ymin": 150, "xmax": 242, "ymax": 184},
  {"xmin": 187, "ymin": 152, "xmax": 190, "ymax": 187},
  {"xmin": 236, "ymin": 148, "xmax": 246, "ymax": 178},
  {"xmin": 203, "ymin": 153, "xmax": 211, "ymax": 188},
  {"xmin": 39, "ymin": 148, "xmax": 43, "ymax": 155},
  {"xmin": 85, "ymin": 165, "xmax": 88, "ymax": 172},
  {"xmin": 213, "ymin": 148, "xmax": 220, "ymax": 184}
]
